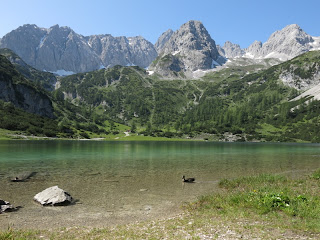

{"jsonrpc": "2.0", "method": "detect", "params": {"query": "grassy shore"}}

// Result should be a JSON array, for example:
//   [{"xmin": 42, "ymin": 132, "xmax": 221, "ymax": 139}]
[
  {"xmin": 2, "ymin": 170, "xmax": 320, "ymax": 239},
  {"xmin": 0, "ymin": 128, "xmax": 197, "ymax": 142}
]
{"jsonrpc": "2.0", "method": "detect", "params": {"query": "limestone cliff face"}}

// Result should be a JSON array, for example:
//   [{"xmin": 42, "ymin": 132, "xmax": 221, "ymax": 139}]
[
  {"xmin": 0, "ymin": 24, "xmax": 157, "ymax": 73},
  {"xmin": 0, "ymin": 55, "xmax": 55, "ymax": 118},
  {"xmin": 88, "ymin": 35, "xmax": 157, "ymax": 68},
  {"xmin": 150, "ymin": 20, "xmax": 226, "ymax": 76}
]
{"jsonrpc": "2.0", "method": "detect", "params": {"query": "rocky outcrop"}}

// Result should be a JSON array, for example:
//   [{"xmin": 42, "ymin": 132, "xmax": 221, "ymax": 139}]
[
  {"xmin": 0, "ymin": 55, "xmax": 55, "ymax": 118},
  {"xmin": 154, "ymin": 29, "xmax": 174, "ymax": 53},
  {"xmin": 150, "ymin": 20, "xmax": 226, "ymax": 76},
  {"xmin": 0, "ymin": 24, "xmax": 157, "ymax": 73},
  {"xmin": 34, "ymin": 186, "xmax": 73, "ymax": 206}
]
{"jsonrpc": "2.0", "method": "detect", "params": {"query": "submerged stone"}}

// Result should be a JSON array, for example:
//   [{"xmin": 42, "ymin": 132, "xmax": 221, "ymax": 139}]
[
  {"xmin": 10, "ymin": 171, "xmax": 37, "ymax": 182},
  {"xmin": 34, "ymin": 186, "xmax": 73, "ymax": 206}
]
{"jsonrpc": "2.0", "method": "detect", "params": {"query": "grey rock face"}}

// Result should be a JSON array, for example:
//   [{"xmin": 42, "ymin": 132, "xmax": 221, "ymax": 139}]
[
  {"xmin": 221, "ymin": 41, "xmax": 244, "ymax": 58},
  {"xmin": 150, "ymin": 20, "xmax": 225, "ymax": 76},
  {"xmin": 36, "ymin": 25, "xmax": 101, "ymax": 73},
  {"xmin": 34, "ymin": 186, "xmax": 73, "ymax": 206},
  {"xmin": 221, "ymin": 24, "xmax": 320, "ymax": 61},
  {"xmin": 245, "ymin": 40, "xmax": 262, "ymax": 58},
  {"xmin": 0, "ymin": 79, "xmax": 55, "ymax": 118},
  {"xmin": 216, "ymin": 45, "xmax": 225, "ymax": 57},
  {"xmin": 154, "ymin": 29, "xmax": 174, "ymax": 53},
  {"xmin": 258, "ymin": 24, "xmax": 315, "ymax": 60},
  {"xmin": 0, "ymin": 56, "xmax": 55, "ymax": 118},
  {"xmin": 162, "ymin": 20, "xmax": 224, "ymax": 70},
  {"xmin": 0, "ymin": 24, "xmax": 47, "ymax": 67},
  {"xmin": 0, "ymin": 24, "xmax": 158, "ymax": 73},
  {"xmin": 88, "ymin": 35, "xmax": 157, "ymax": 69}
]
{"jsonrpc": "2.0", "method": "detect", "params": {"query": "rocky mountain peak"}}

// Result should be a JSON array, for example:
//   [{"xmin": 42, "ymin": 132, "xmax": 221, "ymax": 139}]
[
  {"xmin": 244, "ymin": 40, "xmax": 263, "ymax": 58},
  {"xmin": 259, "ymin": 24, "xmax": 315, "ymax": 60},
  {"xmin": 150, "ymin": 20, "xmax": 226, "ymax": 77},
  {"xmin": 266, "ymin": 24, "xmax": 313, "ymax": 45},
  {"xmin": 221, "ymin": 24, "xmax": 319, "ymax": 62},
  {"xmin": 220, "ymin": 41, "xmax": 244, "ymax": 58},
  {"xmin": 154, "ymin": 29, "xmax": 173, "ymax": 53},
  {"xmin": 162, "ymin": 20, "xmax": 216, "ymax": 54}
]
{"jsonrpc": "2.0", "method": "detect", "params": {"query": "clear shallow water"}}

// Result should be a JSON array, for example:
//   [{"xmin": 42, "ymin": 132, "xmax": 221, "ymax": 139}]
[{"xmin": 1, "ymin": 140, "xmax": 320, "ymax": 229}]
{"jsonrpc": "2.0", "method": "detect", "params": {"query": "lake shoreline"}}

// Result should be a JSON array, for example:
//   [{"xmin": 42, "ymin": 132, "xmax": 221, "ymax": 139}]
[
  {"xmin": 2, "ymin": 140, "xmax": 320, "ymax": 239},
  {"xmin": 2, "ymin": 171, "xmax": 320, "ymax": 239}
]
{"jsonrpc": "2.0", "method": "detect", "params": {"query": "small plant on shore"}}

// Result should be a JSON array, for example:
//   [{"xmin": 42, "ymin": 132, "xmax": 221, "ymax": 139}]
[{"xmin": 311, "ymin": 169, "xmax": 320, "ymax": 180}]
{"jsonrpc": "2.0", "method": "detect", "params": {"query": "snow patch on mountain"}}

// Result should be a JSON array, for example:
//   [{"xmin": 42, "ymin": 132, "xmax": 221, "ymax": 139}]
[{"xmin": 36, "ymin": 35, "xmax": 47, "ymax": 50}]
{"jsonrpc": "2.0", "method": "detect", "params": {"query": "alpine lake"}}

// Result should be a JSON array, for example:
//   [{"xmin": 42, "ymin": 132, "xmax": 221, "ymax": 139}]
[{"xmin": 1, "ymin": 140, "xmax": 320, "ymax": 230}]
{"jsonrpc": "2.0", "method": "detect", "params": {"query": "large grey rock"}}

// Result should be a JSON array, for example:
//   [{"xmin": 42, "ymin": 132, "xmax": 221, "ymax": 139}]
[
  {"xmin": 0, "ymin": 24, "xmax": 158, "ymax": 73},
  {"xmin": 34, "ymin": 186, "xmax": 73, "ymax": 206},
  {"xmin": 0, "ymin": 199, "xmax": 15, "ymax": 213}
]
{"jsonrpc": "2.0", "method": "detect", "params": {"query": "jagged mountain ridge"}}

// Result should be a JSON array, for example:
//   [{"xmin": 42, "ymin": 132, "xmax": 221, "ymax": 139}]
[
  {"xmin": 1, "ymin": 22, "xmax": 319, "ymax": 78},
  {"xmin": 0, "ymin": 24, "xmax": 157, "ymax": 74},
  {"xmin": 218, "ymin": 24, "xmax": 320, "ymax": 61}
]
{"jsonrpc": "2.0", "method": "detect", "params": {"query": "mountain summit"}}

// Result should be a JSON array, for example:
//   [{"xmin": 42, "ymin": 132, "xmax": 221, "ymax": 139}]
[
  {"xmin": 150, "ymin": 20, "xmax": 225, "ymax": 77},
  {"xmin": 220, "ymin": 24, "xmax": 320, "ymax": 61}
]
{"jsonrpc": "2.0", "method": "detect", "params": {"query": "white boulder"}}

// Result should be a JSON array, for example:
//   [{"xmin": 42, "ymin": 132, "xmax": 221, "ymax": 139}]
[{"xmin": 34, "ymin": 186, "xmax": 73, "ymax": 206}]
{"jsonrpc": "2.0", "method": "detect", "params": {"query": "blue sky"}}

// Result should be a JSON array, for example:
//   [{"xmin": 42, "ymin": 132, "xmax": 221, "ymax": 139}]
[{"xmin": 1, "ymin": 0, "xmax": 319, "ymax": 48}]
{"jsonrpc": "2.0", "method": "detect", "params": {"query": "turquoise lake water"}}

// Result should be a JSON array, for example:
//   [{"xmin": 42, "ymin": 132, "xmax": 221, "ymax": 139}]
[{"xmin": 1, "ymin": 140, "xmax": 320, "ymax": 229}]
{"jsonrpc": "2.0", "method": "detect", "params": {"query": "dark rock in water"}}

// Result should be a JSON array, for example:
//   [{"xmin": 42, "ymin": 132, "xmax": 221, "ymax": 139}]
[
  {"xmin": 34, "ymin": 186, "xmax": 73, "ymax": 206},
  {"xmin": 10, "ymin": 171, "xmax": 37, "ymax": 182},
  {"xmin": 0, "ymin": 199, "xmax": 16, "ymax": 213}
]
